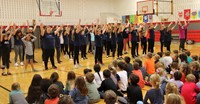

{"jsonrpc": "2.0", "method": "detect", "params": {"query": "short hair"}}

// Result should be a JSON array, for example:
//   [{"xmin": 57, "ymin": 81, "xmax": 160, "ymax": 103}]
[
  {"xmin": 84, "ymin": 68, "xmax": 92, "ymax": 75},
  {"xmin": 157, "ymin": 52, "xmax": 163, "ymax": 57},
  {"xmin": 147, "ymin": 52, "xmax": 153, "ymax": 58},
  {"xmin": 103, "ymin": 70, "xmax": 111, "ymax": 78},
  {"xmin": 135, "ymin": 58, "xmax": 142, "ymax": 67},
  {"xmin": 86, "ymin": 72, "xmax": 94, "ymax": 83},
  {"xmin": 112, "ymin": 60, "xmax": 118, "ymax": 67},
  {"xmin": 48, "ymin": 84, "xmax": 59, "ymax": 98},
  {"xmin": 190, "ymin": 61, "xmax": 200, "ymax": 70},
  {"xmin": 186, "ymin": 74, "xmax": 196, "ymax": 82},
  {"xmin": 129, "ymin": 74, "xmax": 139, "ymax": 85},
  {"xmin": 133, "ymin": 62, "xmax": 139, "ymax": 70},
  {"xmin": 50, "ymin": 72, "xmax": 59, "ymax": 83},
  {"xmin": 154, "ymin": 54, "xmax": 160, "ymax": 61},
  {"xmin": 124, "ymin": 56, "xmax": 131, "ymax": 64},
  {"xmin": 185, "ymin": 51, "xmax": 191, "ymax": 56},
  {"xmin": 174, "ymin": 71, "xmax": 182, "ymax": 80},
  {"xmin": 155, "ymin": 62, "xmax": 165, "ymax": 69},
  {"xmin": 67, "ymin": 71, "xmax": 76, "ymax": 81},
  {"xmin": 104, "ymin": 90, "xmax": 117, "ymax": 104},
  {"xmin": 93, "ymin": 64, "xmax": 101, "ymax": 73},
  {"xmin": 11, "ymin": 82, "xmax": 20, "ymax": 90},
  {"xmin": 165, "ymin": 51, "xmax": 171, "ymax": 56},
  {"xmin": 173, "ymin": 50, "xmax": 179, "ymax": 54},
  {"xmin": 171, "ymin": 62, "xmax": 178, "ymax": 70},
  {"xmin": 117, "ymin": 61, "xmax": 126, "ymax": 70},
  {"xmin": 58, "ymin": 95, "xmax": 73, "ymax": 104},
  {"xmin": 192, "ymin": 55, "xmax": 199, "ymax": 61}
]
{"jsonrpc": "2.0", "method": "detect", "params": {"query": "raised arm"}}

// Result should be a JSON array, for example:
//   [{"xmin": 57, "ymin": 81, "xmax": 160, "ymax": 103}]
[
  {"xmin": 54, "ymin": 25, "xmax": 61, "ymax": 35},
  {"xmin": 40, "ymin": 23, "xmax": 45, "ymax": 36},
  {"xmin": 154, "ymin": 23, "xmax": 158, "ymax": 29},
  {"xmin": 125, "ymin": 19, "xmax": 130, "ymax": 28},
  {"xmin": 5, "ymin": 22, "xmax": 12, "ymax": 32},
  {"xmin": 0, "ymin": 25, "xmax": 2, "ymax": 42},
  {"xmin": 171, "ymin": 22, "xmax": 177, "ymax": 30}
]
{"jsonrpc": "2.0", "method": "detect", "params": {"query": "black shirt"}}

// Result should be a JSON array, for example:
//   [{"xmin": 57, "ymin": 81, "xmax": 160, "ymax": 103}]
[{"xmin": 127, "ymin": 85, "xmax": 143, "ymax": 104}]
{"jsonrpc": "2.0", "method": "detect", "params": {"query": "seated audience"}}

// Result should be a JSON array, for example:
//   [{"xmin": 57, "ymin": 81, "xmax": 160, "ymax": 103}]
[
  {"xmin": 39, "ymin": 78, "xmax": 52, "ymax": 103},
  {"xmin": 58, "ymin": 95, "xmax": 73, "ymax": 104},
  {"xmin": 65, "ymin": 71, "xmax": 76, "ymax": 95},
  {"xmin": 50, "ymin": 72, "xmax": 64, "ymax": 94},
  {"xmin": 44, "ymin": 84, "xmax": 60, "ymax": 104},
  {"xmin": 132, "ymin": 62, "xmax": 145, "ymax": 88}
]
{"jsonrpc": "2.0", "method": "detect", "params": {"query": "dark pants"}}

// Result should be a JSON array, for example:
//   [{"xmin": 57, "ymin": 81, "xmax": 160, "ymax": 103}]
[
  {"xmin": 106, "ymin": 41, "xmax": 111, "ymax": 56},
  {"xmin": 141, "ymin": 42, "xmax": 147, "ymax": 54},
  {"xmin": 60, "ymin": 44, "xmax": 65, "ymax": 54},
  {"xmin": 95, "ymin": 46, "xmax": 103, "ymax": 64},
  {"xmin": 136, "ymin": 42, "xmax": 139, "ymax": 55},
  {"xmin": 81, "ymin": 45, "xmax": 87, "ymax": 58},
  {"xmin": 103, "ymin": 40, "xmax": 107, "ymax": 51},
  {"xmin": 64, "ymin": 44, "xmax": 69, "ymax": 56},
  {"xmin": 160, "ymin": 40, "xmax": 164, "ymax": 52},
  {"xmin": 74, "ymin": 46, "xmax": 79, "ymax": 65},
  {"xmin": 2, "ymin": 49, "xmax": 10, "ymax": 69},
  {"xmin": 41, "ymin": 45, "xmax": 45, "ymax": 61},
  {"xmin": 131, "ymin": 41, "xmax": 137, "ymax": 57},
  {"xmin": 180, "ymin": 39, "xmax": 186, "ymax": 50},
  {"xmin": 43, "ymin": 49, "xmax": 55, "ymax": 69},
  {"xmin": 111, "ymin": 44, "xmax": 116, "ymax": 57},
  {"xmin": 56, "ymin": 47, "xmax": 61, "ymax": 62},
  {"xmin": 166, "ymin": 41, "xmax": 171, "ymax": 51},
  {"xmin": 148, "ymin": 39, "xmax": 154, "ymax": 53},
  {"xmin": 69, "ymin": 44, "xmax": 74, "ymax": 59},
  {"xmin": 117, "ymin": 41, "xmax": 123, "ymax": 57}
]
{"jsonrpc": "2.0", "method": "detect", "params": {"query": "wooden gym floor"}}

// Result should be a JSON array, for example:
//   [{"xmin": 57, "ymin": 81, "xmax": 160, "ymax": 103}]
[{"xmin": 0, "ymin": 42, "xmax": 199, "ymax": 104}]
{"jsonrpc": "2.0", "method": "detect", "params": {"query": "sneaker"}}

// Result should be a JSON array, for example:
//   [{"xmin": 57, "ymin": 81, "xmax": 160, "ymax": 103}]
[
  {"xmin": 77, "ymin": 64, "xmax": 82, "ymax": 67},
  {"xmin": 2, "ymin": 72, "xmax": 7, "ymax": 76},
  {"xmin": 69, "ymin": 58, "xmax": 73, "ymax": 61},
  {"xmin": 7, "ymin": 72, "xmax": 12, "ymax": 75},
  {"xmin": 74, "ymin": 65, "xmax": 78, "ymax": 69},
  {"xmin": 32, "ymin": 69, "xmax": 38, "ymax": 72},
  {"xmin": 20, "ymin": 62, "xmax": 24, "ymax": 66},
  {"xmin": 52, "ymin": 66, "xmax": 57, "ymax": 69},
  {"xmin": 14, "ymin": 63, "xmax": 19, "ymax": 67}
]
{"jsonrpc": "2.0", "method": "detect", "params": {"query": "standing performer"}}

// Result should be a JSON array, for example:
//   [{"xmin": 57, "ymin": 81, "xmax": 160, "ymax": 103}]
[
  {"xmin": 140, "ymin": 23, "xmax": 148, "ymax": 56},
  {"xmin": 73, "ymin": 19, "xmax": 82, "ymax": 69},
  {"xmin": 130, "ymin": 24, "xmax": 139, "ymax": 58},
  {"xmin": 1, "ymin": 24, "xmax": 12, "ymax": 76},
  {"xmin": 40, "ymin": 23, "xmax": 59, "ymax": 70},
  {"xmin": 105, "ymin": 26, "xmax": 112, "ymax": 58},
  {"xmin": 94, "ymin": 19, "xmax": 103, "ymax": 65},
  {"xmin": 69, "ymin": 27, "xmax": 74, "ymax": 60},
  {"xmin": 123, "ymin": 20, "xmax": 130, "ymax": 54},
  {"xmin": 147, "ymin": 23, "xmax": 158, "ymax": 53},
  {"xmin": 165, "ymin": 22, "xmax": 177, "ymax": 51},
  {"xmin": 159, "ymin": 23, "xmax": 166, "ymax": 52},
  {"xmin": 54, "ymin": 26, "xmax": 62, "ymax": 64},
  {"xmin": 111, "ymin": 26, "xmax": 117, "ymax": 58},
  {"xmin": 22, "ymin": 33, "xmax": 37, "ymax": 72},
  {"xmin": 63, "ymin": 25, "xmax": 70, "ymax": 58},
  {"xmin": 117, "ymin": 26, "xmax": 124, "ymax": 59},
  {"xmin": 178, "ymin": 19, "xmax": 189, "ymax": 51},
  {"xmin": 27, "ymin": 20, "xmax": 38, "ymax": 63},
  {"xmin": 80, "ymin": 28, "xmax": 87, "ymax": 60}
]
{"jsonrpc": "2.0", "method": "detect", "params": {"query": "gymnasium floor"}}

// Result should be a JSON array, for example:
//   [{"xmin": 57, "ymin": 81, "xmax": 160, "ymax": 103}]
[{"xmin": 0, "ymin": 42, "xmax": 199, "ymax": 104}]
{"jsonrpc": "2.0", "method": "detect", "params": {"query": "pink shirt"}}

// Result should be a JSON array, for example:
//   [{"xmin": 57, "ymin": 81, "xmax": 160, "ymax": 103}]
[
  {"xmin": 178, "ymin": 25, "xmax": 188, "ymax": 39},
  {"xmin": 44, "ymin": 97, "xmax": 59, "ymax": 104}
]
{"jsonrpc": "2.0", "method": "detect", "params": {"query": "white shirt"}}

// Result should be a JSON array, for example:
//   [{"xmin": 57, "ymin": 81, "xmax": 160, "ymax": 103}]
[
  {"xmin": 60, "ymin": 34, "xmax": 64, "ymax": 44},
  {"xmin": 163, "ymin": 56, "xmax": 173, "ymax": 68},
  {"xmin": 117, "ymin": 70, "xmax": 128, "ymax": 91},
  {"xmin": 94, "ymin": 72, "xmax": 104, "ymax": 88}
]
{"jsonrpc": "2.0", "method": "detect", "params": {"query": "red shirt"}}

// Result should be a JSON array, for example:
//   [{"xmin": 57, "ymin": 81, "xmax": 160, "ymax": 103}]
[
  {"xmin": 44, "ymin": 97, "xmax": 59, "ymax": 104},
  {"xmin": 181, "ymin": 82, "xmax": 200, "ymax": 104},
  {"xmin": 132, "ymin": 70, "xmax": 145, "ymax": 88}
]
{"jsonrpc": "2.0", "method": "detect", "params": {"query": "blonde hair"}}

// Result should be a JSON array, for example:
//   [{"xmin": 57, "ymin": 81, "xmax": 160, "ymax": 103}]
[
  {"xmin": 155, "ymin": 62, "xmax": 165, "ymax": 69},
  {"xmin": 156, "ymin": 68, "xmax": 165, "ymax": 76},
  {"xmin": 190, "ymin": 61, "xmax": 200, "ymax": 71},
  {"xmin": 165, "ymin": 82, "xmax": 179, "ymax": 95},
  {"xmin": 150, "ymin": 74, "xmax": 160, "ymax": 89},
  {"xmin": 154, "ymin": 54, "xmax": 160, "ymax": 61},
  {"xmin": 165, "ymin": 93, "xmax": 183, "ymax": 104},
  {"xmin": 186, "ymin": 74, "xmax": 196, "ymax": 82}
]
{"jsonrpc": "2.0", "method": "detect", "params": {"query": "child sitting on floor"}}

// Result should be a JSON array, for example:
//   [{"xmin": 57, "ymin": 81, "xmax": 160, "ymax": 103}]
[
  {"xmin": 44, "ymin": 84, "xmax": 60, "ymax": 104},
  {"xmin": 9, "ymin": 82, "xmax": 28, "ymax": 104}
]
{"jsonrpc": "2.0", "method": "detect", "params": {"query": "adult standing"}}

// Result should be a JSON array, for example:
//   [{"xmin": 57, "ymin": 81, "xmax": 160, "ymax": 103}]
[
  {"xmin": 40, "ymin": 23, "xmax": 59, "ymax": 70},
  {"xmin": 159, "ymin": 23, "xmax": 166, "ymax": 52},
  {"xmin": 147, "ymin": 23, "xmax": 158, "ymax": 53},
  {"xmin": 165, "ymin": 22, "xmax": 177, "ymax": 51},
  {"xmin": 122, "ymin": 20, "xmax": 130, "ymax": 54}
]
